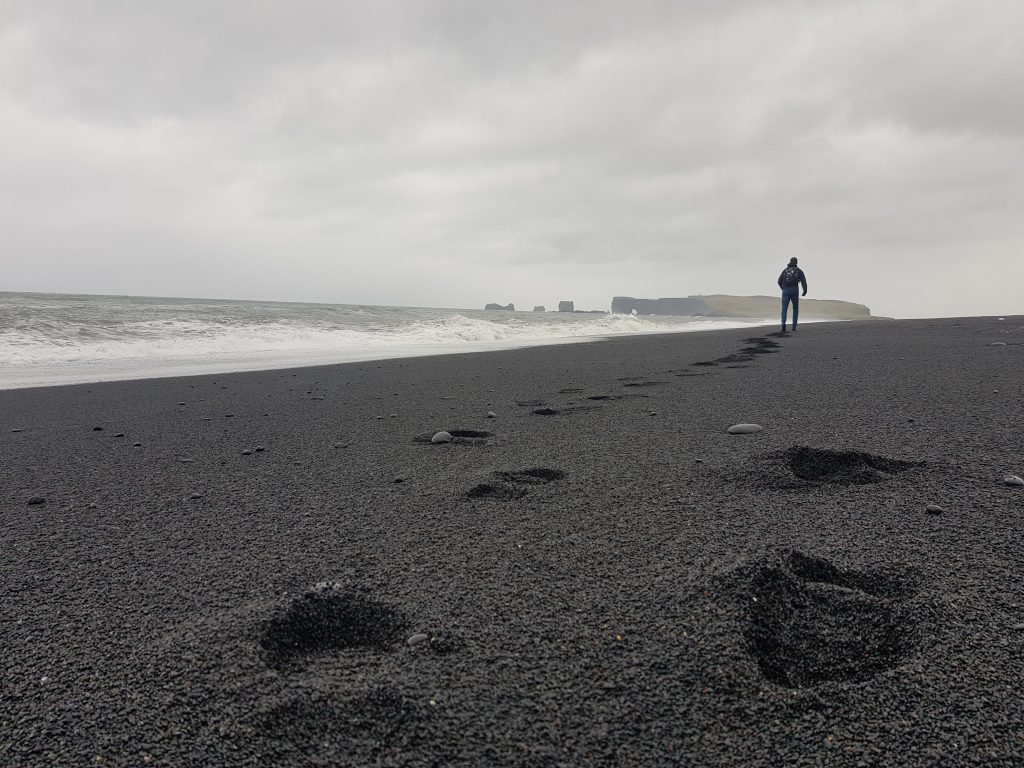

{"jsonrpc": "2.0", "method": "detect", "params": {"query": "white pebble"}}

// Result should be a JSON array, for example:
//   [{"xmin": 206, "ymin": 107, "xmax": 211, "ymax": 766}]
[
  {"xmin": 407, "ymin": 633, "xmax": 429, "ymax": 646},
  {"xmin": 431, "ymin": 431, "xmax": 453, "ymax": 444},
  {"xmin": 1004, "ymin": 475, "xmax": 1024, "ymax": 487},
  {"xmin": 727, "ymin": 423, "xmax": 763, "ymax": 434}
]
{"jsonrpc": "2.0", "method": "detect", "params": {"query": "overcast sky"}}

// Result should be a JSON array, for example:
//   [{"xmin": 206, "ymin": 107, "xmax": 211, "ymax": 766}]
[{"xmin": 2, "ymin": 1, "xmax": 1021, "ymax": 318}]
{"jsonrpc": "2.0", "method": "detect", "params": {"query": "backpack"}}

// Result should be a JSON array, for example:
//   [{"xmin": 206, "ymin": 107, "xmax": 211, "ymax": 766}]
[{"xmin": 781, "ymin": 266, "xmax": 801, "ymax": 287}]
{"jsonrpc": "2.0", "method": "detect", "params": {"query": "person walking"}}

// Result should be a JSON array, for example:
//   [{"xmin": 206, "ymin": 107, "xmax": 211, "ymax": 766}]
[{"xmin": 777, "ymin": 257, "xmax": 807, "ymax": 333}]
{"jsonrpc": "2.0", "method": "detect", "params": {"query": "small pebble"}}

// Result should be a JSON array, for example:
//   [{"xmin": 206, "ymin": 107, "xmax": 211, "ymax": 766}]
[
  {"xmin": 431, "ymin": 431, "xmax": 453, "ymax": 444},
  {"xmin": 190, "ymin": 492, "xmax": 204, "ymax": 499},
  {"xmin": 925, "ymin": 504, "xmax": 945, "ymax": 514},
  {"xmin": 393, "ymin": 477, "xmax": 405, "ymax": 484},
  {"xmin": 88, "ymin": 502, "xmax": 97, "ymax": 509},
  {"xmin": 1004, "ymin": 475, "xmax": 1024, "ymax": 487},
  {"xmin": 133, "ymin": 442, "xmax": 142, "ymax": 447},
  {"xmin": 11, "ymin": 428, "xmax": 22, "ymax": 433},
  {"xmin": 178, "ymin": 402, "xmax": 186, "ymax": 405},
  {"xmin": 27, "ymin": 496, "xmax": 45, "ymax": 505},
  {"xmin": 990, "ymin": 342, "xmax": 1007, "ymax": 346},
  {"xmin": 390, "ymin": 413, "xmax": 397, "ymax": 418},
  {"xmin": 255, "ymin": 446, "xmax": 265, "ymax": 452},
  {"xmin": 486, "ymin": 411, "xmax": 497, "ymax": 418},
  {"xmin": 376, "ymin": 416, "xmax": 384, "ymax": 420},
  {"xmin": 241, "ymin": 449, "xmax": 253, "ymax": 455},
  {"xmin": 92, "ymin": 426, "xmax": 104, "ymax": 431},
  {"xmin": 727, "ymin": 423, "xmax": 762, "ymax": 434},
  {"xmin": 334, "ymin": 443, "xmax": 348, "ymax": 449},
  {"xmin": 114, "ymin": 433, "xmax": 124, "ymax": 437},
  {"xmin": 1012, "ymin": 623, "xmax": 1024, "ymax": 631},
  {"xmin": 407, "ymin": 633, "xmax": 429, "ymax": 646}
]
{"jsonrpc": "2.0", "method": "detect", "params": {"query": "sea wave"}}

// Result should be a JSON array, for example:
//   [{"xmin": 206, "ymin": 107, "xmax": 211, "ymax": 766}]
[{"xmin": 0, "ymin": 312, "xmax": 765, "ymax": 366}]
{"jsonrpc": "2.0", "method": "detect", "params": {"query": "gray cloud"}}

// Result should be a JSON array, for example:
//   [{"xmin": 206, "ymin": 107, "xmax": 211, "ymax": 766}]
[{"xmin": 2, "ymin": 0, "xmax": 1022, "ymax": 316}]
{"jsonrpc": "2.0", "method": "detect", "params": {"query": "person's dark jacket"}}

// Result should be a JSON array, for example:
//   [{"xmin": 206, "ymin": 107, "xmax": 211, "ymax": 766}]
[{"xmin": 778, "ymin": 266, "xmax": 808, "ymax": 295}]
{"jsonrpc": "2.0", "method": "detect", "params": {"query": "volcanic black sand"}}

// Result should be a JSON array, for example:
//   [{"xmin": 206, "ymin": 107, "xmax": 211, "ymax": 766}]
[{"xmin": 2, "ymin": 317, "xmax": 1023, "ymax": 767}]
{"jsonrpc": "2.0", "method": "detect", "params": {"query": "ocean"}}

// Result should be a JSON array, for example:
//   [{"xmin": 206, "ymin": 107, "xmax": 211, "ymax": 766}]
[{"xmin": 0, "ymin": 292, "xmax": 775, "ymax": 389}]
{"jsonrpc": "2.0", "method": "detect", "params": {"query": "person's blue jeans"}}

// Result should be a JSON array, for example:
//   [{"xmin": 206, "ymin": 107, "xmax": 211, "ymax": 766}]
[{"xmin": 781, "ymin": 286, "xmax": 800, "ymax": 328}]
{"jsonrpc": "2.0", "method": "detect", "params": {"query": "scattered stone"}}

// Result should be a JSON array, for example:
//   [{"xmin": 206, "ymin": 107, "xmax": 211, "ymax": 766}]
[
  {"xmin": 393, "ymin": 477, "xmax": 405, "ymax": 484},
  {"xmin": 241, "ymin": 449, "xmax": 253, "ymax": 455},
  {"xmin": 178, "ymin": 402, "xmax": 186, "ymax": 405},
  {"xmin": 925, "ymin": 504, "xmax": 945, "ymax": 514},
  {"xmin": 990, "ymin": 342, "xmax": 1007, "ymax": 346},
  {"xmin": 390, "ymin": 413, "xmax": 397, "ymax": 418},
  {"xmin": 114, "ymin": 433, "xmax": 124, "ymax": 437},
  {"xmin": 133, "ymin": 442, "xmax": 142, "ymax": 447},
  {"xmin": 376, "ymin": 416, "xmax": 384, "ymax": 420},
  {"xmin": 487, "ymin": 411, "xmax": 497, "ymax": 418},
  {"xmin": 728, "ymin": 423, "xmax": 763, "ymax": 434},
  {"xmin": 333, "ymin": 443, "xmax": 348, "ymax": 449},
  {"xmin": 225, "ymin": 414, "xmax": 234, "ymax": 418},
  {"xmin": 1012, "ymin": 623, "xmax": 1024, "ymax": 631},
  {"xmin": 27, "ymin": 496, "xmax": 45, "ymax": 505},
  {"xmin": 88, "ymin": 502, "xmax": 97, "ymax": 509},
  {"xmin": 1004, "ymin": 475, "xmax": 1024, "ymax": 487},
  {"xmin": 255, "ymin": 446, "xmax": 265, "ymax": 452},
  {"xmin": 92, "ymin": 426, "xmax": 104, "ymax": 431},
  {"xmin": 695, "ymin": 459, "xmax": 704, "ymax": 463},
  {"xmin": 431, "ymin": 431, "xmax": 453, "ymax": 444},
  {"xmin": 11, "ymin": 428, "xmax": 21, "ymax": 433},
  {"xmin": 533, "ymin": 407, "xmax": 561, "ymax": 416},
  {"xmin": 190, "ymin": 492, "xmax": 204, "ymax": 499},
  {"xmin": 407, "ymin": 633, "xmax": 429, "ymax": 646}
]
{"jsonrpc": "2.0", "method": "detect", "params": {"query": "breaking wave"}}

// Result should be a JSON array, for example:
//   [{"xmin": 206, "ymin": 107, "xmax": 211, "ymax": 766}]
[{"xmin": 0, "ymin": 292, "xmax": 774, "ymax": 387}]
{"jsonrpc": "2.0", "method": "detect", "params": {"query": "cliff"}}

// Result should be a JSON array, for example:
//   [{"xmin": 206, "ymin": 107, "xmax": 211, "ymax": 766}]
[{"xmin": 612, "ymin": 295, "xmax": 872, "ymax": 320}]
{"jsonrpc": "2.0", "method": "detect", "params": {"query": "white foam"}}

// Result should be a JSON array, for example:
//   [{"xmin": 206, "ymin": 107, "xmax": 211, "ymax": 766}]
[{"xmin": 0, "ymin": 300, "xmax": 775, "ymax": 388}]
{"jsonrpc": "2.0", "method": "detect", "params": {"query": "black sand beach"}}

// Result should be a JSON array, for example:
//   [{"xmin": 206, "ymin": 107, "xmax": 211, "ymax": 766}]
[{"xmin": 2, "ymin": 317, "xmax": 1023, "ymax": 767}]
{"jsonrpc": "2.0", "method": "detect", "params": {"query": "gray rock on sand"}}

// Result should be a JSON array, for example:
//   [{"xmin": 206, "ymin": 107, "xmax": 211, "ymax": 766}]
[
  {"xmin": 728, "ymin": 423, "xmax": 763, "ymax": 434},
  {"xmin": 1004, "ymin": 475, "xmax": 1024, "ymax": 487},
  {"xmin": 27, "ymin": 496, "xmax": 45, "ymax": 505},
  {"xmin": 190, "ymin": 492, "xmax": 204, "ymax": 499},
  {"xmin": 431, "ymin": 431, "xmax": 453, "ymax": 444},
  {"xmin": 241, "ymin": 449, "xmax": 253, "ymax": 455},
  {"xmin": 487, "ymin": 411, "xmax": 497, "ymax": 418},
  {"xmin": 407, "ymin": 633, "xmax": 429, "ymax": 646},
  {"xmin": 925, "ymin": 504, "xmax": 945, "ymax": 514},
  {"xmin": 990, "ymin": 342, "xmax": 1007, "ymax": 346}
]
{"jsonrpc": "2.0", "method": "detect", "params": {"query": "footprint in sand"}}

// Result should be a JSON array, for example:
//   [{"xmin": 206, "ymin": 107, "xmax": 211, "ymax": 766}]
[
  {"xmin": 259, "ymin": 583, "xmax": 409, "ymax": 670},
  {"xmin": 784, "ymin": 446, "xmax": 922, "ymax": 485},
  {"xmin": 467, "ymin": 467, "xmax": 565, "ymax": 500},
  {"xmin": 743, "ymin": 551, "xmax": 920, "ymax": 687}
]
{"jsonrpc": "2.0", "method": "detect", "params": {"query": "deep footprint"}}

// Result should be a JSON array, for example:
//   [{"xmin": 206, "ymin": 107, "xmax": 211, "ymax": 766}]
[
  {"xmin": 744, "ymin": 552, "xmax": 917, "ymax": 687},
  {"xmin": 785, "ymin": 446, "xmax": 922, "ymax": 485},
  {"xmin": 467, "ymin": 467, "xmax": 565, "ymax": 499},
  {"xmin": 260, "ymin": 584, "xmax": 408, "ymax": 669}
]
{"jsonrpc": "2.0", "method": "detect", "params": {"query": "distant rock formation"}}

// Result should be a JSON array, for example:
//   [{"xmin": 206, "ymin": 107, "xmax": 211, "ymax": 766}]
[
  {"xmin": 485, "ymin": 303, "xmax": 515, "ymax": 311},
  {"xmin": 612, "ymin": 295, "xmax": 872, "ymax": 320},
  {"xmin": 533, "ymin": 306, "xmax": 545, "ymax": 312},
  {"xmin": 558, "ymin": 301, "xmax": 575, "ymax": 312}
]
